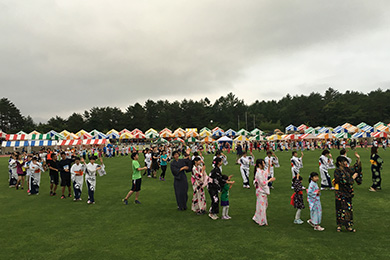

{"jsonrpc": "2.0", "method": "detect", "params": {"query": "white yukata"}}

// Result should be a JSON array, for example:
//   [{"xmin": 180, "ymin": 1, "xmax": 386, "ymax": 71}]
[
  {"xmin": 8, "ymin": 158, "xmax": 18, "ymax": 187},
  {"xmin": 85, "ymin": 163, "xmax": 101, "ymax": 203},
  {"xmin": 239, "ymin": 156, "xmax": 254, "ymax": 187},
  {"xmin": 291, "ymin": 156, "xmax": 303, "ymax": 185},
  {"xmin": 71, "ymin": 163, "xmax": 86, "ymax": 200},
  {"xmin": 264, "ymin": 156, "xmax": 279, "ymax": 187},
  {"xmin": 319, "ymin": 155, "xmax": 335, "ymax": 188},
  {"xmin": 29, "ymin": 162, "xmax": 44, "ymax": 195}
]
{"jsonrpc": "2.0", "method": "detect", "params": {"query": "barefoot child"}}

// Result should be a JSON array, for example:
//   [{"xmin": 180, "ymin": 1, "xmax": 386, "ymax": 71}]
[
  {"xmin": 123, "ymin": 152, "xmax": 147, "ymax": 205},
  {"xmin": 221, "ymin": 175, "xmax": 235, "ymax": 220},
  {"xmin": 291, "ymin": 174, "xmax": 305, "ymax": 224},
  {"xmin": 307, "ymin": 172, "xmax": 324, "ymax": 231}
]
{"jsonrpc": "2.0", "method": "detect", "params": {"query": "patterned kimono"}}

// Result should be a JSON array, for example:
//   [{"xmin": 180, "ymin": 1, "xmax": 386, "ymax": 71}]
[
  {"xmin": 291, "ymin": 178, "xmax": 305, "ymax": 209},
  {"xmin": 252, "ymin": 168, "xmax": 269, "ymax": 226},
  {"xmin": 307, "ymin": 181, "xmax": 322, "ymax": 225},
  {"xmin": 370, "ymin": 153, "xmax": 383, "ymax": 190},
  {"xmin": 191, "ymin": 165, "xmax": 207, "ymax": 213},
  {"xmin": 334, "ymin": 164, "xmax": 358, "ymax": 228}
]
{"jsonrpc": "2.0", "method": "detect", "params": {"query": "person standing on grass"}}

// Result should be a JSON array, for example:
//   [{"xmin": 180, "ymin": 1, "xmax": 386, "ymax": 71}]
[
  {"xmin": 307, "ymin": 172, "xmax": 324, "ymax": 231},
  {"xmin": 208, "ymin": 157, "xmax": 225, "ymax": 220},
  {"xmin": 28, "ymin": 157, "xmax": 45, "ymax": 195},
  {"xmin": 71, "ymin": 157, "xmax": 86, "ymax": 201},
  {"xmin": 8, "ymin": 153, "xmax": 18, "ymax": 188},
  {"xmin": 15, "ymin": 153, "xmax": 26, "ymax": 190},
  {"xmin": 334, "ymin": 153, "xmax": 361, "ymax": 232},
  {"xmin": 123, "ymin": 152, "xmax": 147, "ymax": 205},
  {"xmin": 238, "ymin": 151, "xmax": 254, "ymax": 189},
  {"xmin": 144, "ymin": 149, "xmax": 152, "ymax": 177},
  {"xmin": 291, "ymin": 151, "xmax": 304, "ymax": 189},
  {"xmin": 151, "ymin": 147, "xmax": 160, "ymax": 179},
  {"xmin": 264, "ymin": 151, "xmax": 279, "ymax": 189},
  {"xmin": 47, "ymin": 153, "xmax": 59, "ymax": 196},
  {"xmin": 170, "ymin": 150, "xmax": 192, "ymax": 211},
  {"xmin": 369, "ymin": 147, "xmax": 383, "ymax": 192},
  {"xmin": 159, "ymin": 150, "xmax": 168, "ymax": 181},
  {"xmin": 85, "ymin": 156, "xmax": 104, "ymax": 204},
  {"xmin": 191, "ymin": 157, "xmax": 207, "ymax": 215},
  {"xmin": 291, "ymin": 174, "xmax": 305, "ymax": 224},
  {"xmin": 58, "ymin": 152, "xmax": 74, "ymax": 199},
  {"xmin": 319, "ymin": 150, "xmax": 335, "ymax": 190},
  {"xmin": 221, "ymin": 175, "xmax": 235, "ymax": 220},
  {"xmin": 252, "ymin": 159, "xmax": 274, "ymax": 226}
]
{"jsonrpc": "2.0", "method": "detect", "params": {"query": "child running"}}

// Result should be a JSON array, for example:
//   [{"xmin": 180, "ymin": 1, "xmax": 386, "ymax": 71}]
[
  {"xmin": 291, "ymin": 174, "xmax": 305, "ymax": 224},
  {"xmin": 123, "ymin": 152, "xmax": 147, "ymax": 205},
  {"xmin": 307, "ymin": 172, "xmax": 324, "ymax": 231},
  {"xmin": 221, "ymin": 175, "xmax": 235, "ymax": 220}
]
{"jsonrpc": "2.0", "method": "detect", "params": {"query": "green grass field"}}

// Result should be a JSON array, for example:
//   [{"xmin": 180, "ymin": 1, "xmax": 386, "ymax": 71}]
[{"xmin": 1, "ymin": 148, "xmax": 389, "ymax": 260}]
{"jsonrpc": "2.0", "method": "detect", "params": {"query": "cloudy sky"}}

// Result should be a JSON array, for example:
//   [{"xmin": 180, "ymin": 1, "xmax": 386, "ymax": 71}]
[{"xmin": 1, "ymin": 0, "xmax": 390, "ymax": 122}]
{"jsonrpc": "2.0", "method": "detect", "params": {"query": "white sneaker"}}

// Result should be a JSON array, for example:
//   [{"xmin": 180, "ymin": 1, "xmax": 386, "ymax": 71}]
[
  {"xmin": 320, "ymin": 187, "xmax": 326, "ymax": 191},
  {"xmin": 314, "ymin": 226, "xmax": 325, "ymax": 231},
  {"xmin": 307, "ymin": 219, "xmax": 315, "ymax": 227}
]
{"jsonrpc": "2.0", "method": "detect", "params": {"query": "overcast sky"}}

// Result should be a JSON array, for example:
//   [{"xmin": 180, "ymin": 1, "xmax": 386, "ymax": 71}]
[{"xmin": 1, "ymin": 0, "xmax": 390, "ymax": 122}]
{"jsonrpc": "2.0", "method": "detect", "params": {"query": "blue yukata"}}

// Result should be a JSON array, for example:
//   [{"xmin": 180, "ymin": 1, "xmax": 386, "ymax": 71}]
[{"xmin": 307, "ymin": 181, "xmax": 322, "ymax": 225}]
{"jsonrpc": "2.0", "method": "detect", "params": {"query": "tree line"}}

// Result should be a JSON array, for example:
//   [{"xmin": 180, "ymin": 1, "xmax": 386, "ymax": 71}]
[{"xmin": 1, "ymin": 88, "xmax": 389, "ymax": 135}]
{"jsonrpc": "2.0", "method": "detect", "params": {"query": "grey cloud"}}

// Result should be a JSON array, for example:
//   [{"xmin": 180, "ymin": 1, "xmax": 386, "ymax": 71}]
[{"xmin": 0, "ymin": 0, "xmax": 389, "ymax": 121}]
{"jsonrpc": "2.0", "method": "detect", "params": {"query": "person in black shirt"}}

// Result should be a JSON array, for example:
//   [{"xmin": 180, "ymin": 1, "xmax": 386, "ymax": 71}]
[
  {"xmin": 151, "ymin": 147, "xmax": 160, "ymax": 178},
  {"xmin": 47, "ymin": 153, "xmax": 59, "ymax": 196},
  {"xmin": 58, "ymin": 152, "xmax": 74, "ymax": 199}
]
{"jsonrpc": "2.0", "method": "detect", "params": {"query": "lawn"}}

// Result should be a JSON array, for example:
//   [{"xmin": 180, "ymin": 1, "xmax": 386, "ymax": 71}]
[{"xmin": 0, "ymin": 148, "xmax": 389, "ymax": 260}]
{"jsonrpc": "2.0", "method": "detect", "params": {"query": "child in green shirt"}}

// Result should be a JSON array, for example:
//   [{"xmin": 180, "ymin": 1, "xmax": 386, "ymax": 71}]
[
  {"xmin": 221, "ymin": 175, "xmax": 235, "ymax": 220},
  {"xmin": 122, "ymin": 152, "xmax": 147, "ymax": 205}
]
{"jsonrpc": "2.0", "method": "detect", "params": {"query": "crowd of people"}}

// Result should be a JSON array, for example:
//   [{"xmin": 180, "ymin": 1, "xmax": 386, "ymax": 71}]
[{"xmin": 6, "ymin": 138, "xmax": 385, "ymax": 232}]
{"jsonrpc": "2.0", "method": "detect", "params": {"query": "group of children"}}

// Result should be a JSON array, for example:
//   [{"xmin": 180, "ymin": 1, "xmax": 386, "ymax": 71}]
[{"xmin": 8, "ymin": 150, "xmax": 106, "ymax": 204}]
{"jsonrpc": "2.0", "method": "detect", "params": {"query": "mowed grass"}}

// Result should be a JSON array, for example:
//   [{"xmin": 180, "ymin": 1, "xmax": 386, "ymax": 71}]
[{"xmin": 0, "ymin": 148, "xmax": 390, "ymax": 260}]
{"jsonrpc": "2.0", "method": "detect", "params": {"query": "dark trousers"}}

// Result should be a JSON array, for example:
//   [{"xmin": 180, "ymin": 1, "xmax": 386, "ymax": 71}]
[
  {"xmin": 87, "ymin": 181, "xmax": 95, "ymax": 202},
  {"xmin": 73, "ymin": 182, "xmax": 82, "ymax": 199},
  {"xmin": 174, "ymin": 177, "xmax": 188, "ymax": 210},
  {"xmin": 30, "ymin": 176, "xmax": 39, "ymax": 194},
  {"xmin": 9, "ymin": 175, "xmax": 17, "ymax": 187},
  {"xmin": 208, "ymin": 188, "xmax": 219, "ymax": 214},
  {"xmin": 160, "ymin": 165, "xmax": 167, "ymax": 178}
]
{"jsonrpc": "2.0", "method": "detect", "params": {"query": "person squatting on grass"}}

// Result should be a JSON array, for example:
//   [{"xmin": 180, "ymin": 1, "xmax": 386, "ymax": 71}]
[
  {"xmin": 307, "ymin": 172, "xmax": 325, "ymax": 231},
  {"xmin": 208, "ymin": 157, "xmax": 226, "ymax": 220},
  {"xmin": 252, "ymin": 159, "xmax": 275, "ymax": 226},
  {"xmin": 123, "ymin": 152, "xmax": 147, "ymax": 205}
]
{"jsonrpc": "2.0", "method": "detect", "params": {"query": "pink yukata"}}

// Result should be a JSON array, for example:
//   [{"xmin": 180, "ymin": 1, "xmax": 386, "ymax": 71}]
[{"xmin": 252, "ymin": 168, "xmax": 270, "ymax": 226}]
